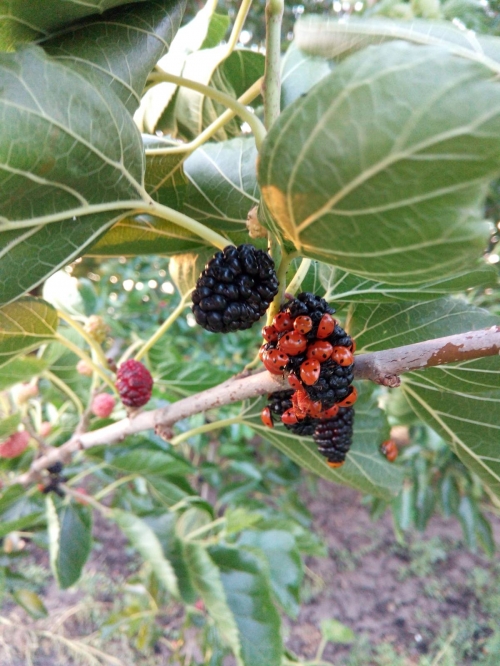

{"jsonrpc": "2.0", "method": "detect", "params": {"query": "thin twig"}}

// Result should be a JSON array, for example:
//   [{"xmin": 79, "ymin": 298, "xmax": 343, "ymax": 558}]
[{"xmin": 15, "ymin": 326, "xmax": 500, "ymax": 485}]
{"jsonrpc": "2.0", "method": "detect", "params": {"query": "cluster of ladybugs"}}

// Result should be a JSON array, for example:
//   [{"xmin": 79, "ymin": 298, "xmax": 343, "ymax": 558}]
[{"xmin": 259, "ymin": 293, "xmax": 358, "ymax": 468}]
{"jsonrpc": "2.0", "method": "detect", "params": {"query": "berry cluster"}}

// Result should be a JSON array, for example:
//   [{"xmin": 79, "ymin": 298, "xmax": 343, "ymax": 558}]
[
  {"xmin": 191, "ymin": 244, "xmax": 279, "ymax": 333},
  {"xmin": 38, "ymin": 462, "xmax": 67, "ymax": 497},
  {"xmin": 260, "ymin": 292, "xmax": 357, "ymax": 467}
]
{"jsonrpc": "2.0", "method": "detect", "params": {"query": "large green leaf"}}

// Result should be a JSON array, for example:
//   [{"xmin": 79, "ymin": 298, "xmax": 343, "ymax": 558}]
[
  {"xmin": 183, "ymin": 137, "xmax": 259, "ymax": 232},
  {"xmin": 46, "ymin": 497, "xmax": 92, "ymax": 589},
  {"xmin": 41, "ymin": 0, "xmax": 186, "ymax": 114},
  {"xmin": 88, "ymin": 214, "xmax": 210, "ymax": 257},
  {"xmin": 112, "ymin": 508, "xmax": 179, "ymax": 597},
  {"xmin": 294, "ymin": 16, "xmax": 500, "ymax": 74},
  {"xmin": 320, "ymin": 263, "xmax": 497, "ymax": 303},
  {"xmin": 258, "ymin": 41, "xmax": 500, "ymax": 285},
  {"xmin": 0, "ymin": 46, "xmax": 146, "ymax": 305},
  {"xmin": 143, "ymin": 135, "xmax": 188, "ymax": 210},
  {"xmin": 210, "ymin": 545, "xmax": 283, "ymax": 666},
  {"xmin": 349, "ymin": 298, "xmax": 500, "ymax": 497},
  {"xmin": 0, "ymin": 0, "xmax": 143, "ymax": 51},
  {"xmin": 238, "ymin": 529, "xmax": 302, "ymax": 618},
  {"xmin": 183, "ymin": 541, "xmax": 243, "ymax": 663},
  {"xmin": 0, "ymin": 356, "xmax": 48, "ymax": 390},
  {"xmin": 242, "ymin": 384, "xmax": 403, "ymax": 500},
  {"xmin": 0, "ymin": 298, "xmax": 58, "ymax": 367},
  {"xmin": 280, "ymin": 41, "xmax": 332, "ymax": 110}
]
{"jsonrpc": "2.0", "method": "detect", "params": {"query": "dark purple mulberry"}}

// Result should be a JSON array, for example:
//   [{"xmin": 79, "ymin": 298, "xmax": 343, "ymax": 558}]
[{"xmin": 191, "ymin": 244, "xmax": 279, "ymax": 333}]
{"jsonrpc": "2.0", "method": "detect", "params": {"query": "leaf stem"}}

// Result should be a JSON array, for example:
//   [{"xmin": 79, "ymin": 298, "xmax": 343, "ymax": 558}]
[
  {"xmin": 148, "ymin": 71, "xmax": 267, "ymax": 150},
  {"xmin": 286, "ymin": 258, "xmax": 312, "ymax": 295},
  {"xmin": 226, "ymin": 0, "xmax": 253, "ymax": 53},
  {"xmin": 184, "ymin": 516, "xmax": 225, "ymax": 540},
  {"xmin": 54, "ymin": 333, "xmax": 117, "ymax": 394},
  {"xmin": 145, "ymin": 79, "xmax": 263, "ymax": 157},
  {"xmin": 57, "ymin": 311, "xmax": 109, "ymax": 369},
  {"xmin": 42, "ymin": 370, "xmax": 84, "ymax": 415},
  {"xmin": 267, "ymin": 250, "xmax": 299, "ymax": 324},
  {"xmin": 135, "ymin": 291, "xmax": 194, "ymax": 362},
  {"xmin": 94, "ymin": 474, "xmax": 137, "ymax": 501},
  {"xmin": 170, "ymin": 416, "xmax": 242, "ymax": 446},
  {"xmin": 262, "ymin": 0, "xmax": 284, "ymax": 129},
  {"xmin": 147, "ymin": 201, "xmax": 232, "ymax": 251}
]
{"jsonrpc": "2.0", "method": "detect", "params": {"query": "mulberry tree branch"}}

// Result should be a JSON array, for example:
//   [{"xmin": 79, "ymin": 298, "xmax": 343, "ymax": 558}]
[{"xmin": 17, "ymin": 325, "xmax": 500, "ymax": 485}]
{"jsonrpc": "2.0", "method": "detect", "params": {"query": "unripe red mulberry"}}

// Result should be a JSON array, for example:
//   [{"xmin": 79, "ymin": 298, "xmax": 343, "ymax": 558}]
[
  {"xmin": 0, "ymin": 431, "xmax": 30, "ymax": 458},
  {"xmin": 91, "ymin": 393, "xmax": 116, "ymax": 418},
  {"xmin": 115, "ymin": 359, "xmax": 153, "ymax": 408}
]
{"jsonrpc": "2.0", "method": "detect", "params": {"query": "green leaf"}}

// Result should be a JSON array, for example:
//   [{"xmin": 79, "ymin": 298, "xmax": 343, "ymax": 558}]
[
  {"xmin": 42, "ymin": 0, "xmax": 186, "ymax": 113},
  {"xmin": 0, "ymin": 414, "xmax": 21, "ymax": 440},
  {"xmin": 242, "ymin": 385, "xmax": 403, "ymax": 500},
  {"xmin": 320, "ymin": 618, "xmax": 355, "ymax": 644},
  {"xmin": 174, "ymin": 48, "xmax": 264, "ymax": 142},
  {"xmin": 320, "ymin": 264, "xmax": 497, "ymax": 303},
  {"xmin": 0, "ymin": 356, "xmax": 48, "ymax": 390},
  {"xmin": 136, "ymin": 3, "xmax": 229, "ymax": 133},
  {"xmin": 0, "ymin": 0, "xmax": 142, "ymax": 50},
  {"xmin": 112, "ymin": 508, "xmax": 179, "ymax": 597},
  {"xmin": 143, "ymin": 135, "xmax": 188, "ymax": 210},
  {"xmin": 294, "ymin": 16, "xmax": 500, "ymax": 75},
  {"xmin": 183, "ymin": 542, "xmax": 243, "ymax": 662},
  {"xmin": 210, "ymin": 545, "xmax": 283, "ymax": 666},
  {"xmin": 109, "ymin": 449, "xmax": 192, "ymax": 478},
  {"xmin": 0, "ymin": 46, "xmax": 146, "ymax": 305},
  {"xmin": 46, "ymin": 496, "xmax": 92, "ymax": 589},
  {"xmin": 169, "ymin": 249, "xmax": 214, "ymax": 296},
  {"xmin": 11, "ymin": 589, "xmax": 48, "ymax": 619},
  {"xmin": 0, "ymin": 298, "xmax": 58, "ymax": 367},
  {"xmin": 145, "ymin": 512, "xmax": 197, "ymax": 603},
  {"xmin": 146, "ymin": 476, "xmax": 193, "ymax": 508},
  {"xmin": 239, "ymin": 529, "xmax": 302, "ymax": 618},
  {"xmin": 88, "ymin": 213, "xmax": 209, "ymax": 257},
  {"xmin": 281, "ymin": 42, "xmax": 332, "ymax": 110},
  {"xmin": 351, "ymin": 298, "xmax": 500, "ymax": 497},
  {"xmin": 258, "ymin": 41, "xmax": 500, "ymax": 285},
  {"xmin": 183, "ymin": 137, "xmax": 260, "ymax": 232},
  {"xmin": 156, "ymin": 361, "xmax": 233, "ymax": 397},
  {"xmin": 0, "ymin": 512, "xmax": 44, "ymax": 538}
]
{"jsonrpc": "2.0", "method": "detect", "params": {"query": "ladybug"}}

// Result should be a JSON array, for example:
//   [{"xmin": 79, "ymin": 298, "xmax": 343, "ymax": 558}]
[
  {"xmin": 278, "ymin": 331, "xmax": 308, "ymax": 355},
  {"xmin": 307, "ymin": 400, "xmax": 324, "ymax": 418},
  {"xmin": 327, "ymin": 460, "xmax": 345, "ymax": 469},
  {"xmin": 262, "ymin": 325, "xmax": 279, "ymax": 342},
  {"xmin": 307, "ymin": 340, "xmax": 333, "ymax": 362},
  {"xmin": 262, "ymin": 349, "xmax": 289, "ymax": 374},
  {"xmin": 272, "ymin": 312, "xmax": 294, "ymax": 333},
  {"xmin": 259, "ymin": 344, "xmax": 267, "ymax": 361},
  {"xmin": 281, "ymin": 408, "xmax": 299, "ymax": 425},
  {"xmin": 288, "ymin": 373, "xmax": 303, "ymax": 391},
  {"xmin": 319, "ymin": 403, "xmax": 339, "ymax": 419},
  {"xmin": 349, "ymin": 339, "xmax": 357, "ymax": 353},
  {"xmin": 261, "ymin": 406, "xmax": 274, "ymax": 428},
  {"xmin": 291, "ymin": 392, "xmax": 308, "ymax": 419},
  {"xmin": 293, "ymin": 316, "xmax": 313, "ymax": 335},
  {"xmin": 380, "ymin": 439, "xmax": 398, "ymax": 462},
  {"xmin": 317, "ymin": 313, "xmax": 336, "ymax": 339},
  {"xmin": 331, "ymin": 346, "xmax": 354, "ymax": 367},
  {"xmin": 300, "ymin": 359, "xmax": 321, "ymax": 386},
  {"xmin": 337, "ymin": 386, "xmax": 358, "ymax": 408}
]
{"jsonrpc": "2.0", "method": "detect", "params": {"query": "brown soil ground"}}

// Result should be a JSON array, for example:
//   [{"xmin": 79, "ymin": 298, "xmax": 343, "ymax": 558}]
[{"xmin": 1, "ymin": 481, "xmax": 500, "ymax": 665}]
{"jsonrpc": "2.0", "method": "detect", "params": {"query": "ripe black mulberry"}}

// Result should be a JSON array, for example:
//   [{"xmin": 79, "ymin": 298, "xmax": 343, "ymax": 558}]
[
  {"xmin": 313, "ymin": 407, "xmax": 355, "ymax": 467},
  {"xmin": 191, "ymin": 244, "xmax": 279, "ymax": 333}
]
